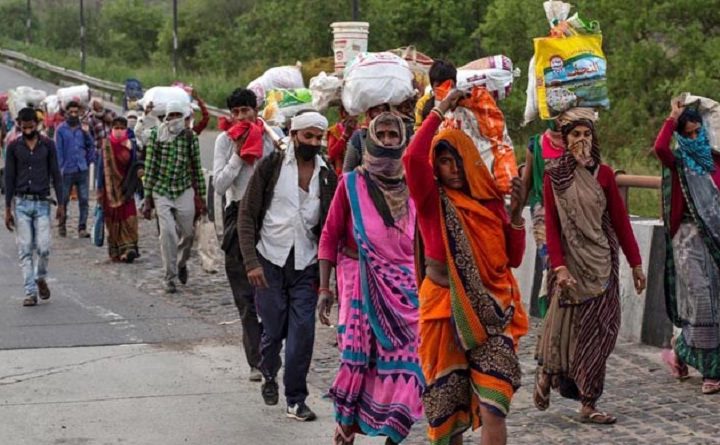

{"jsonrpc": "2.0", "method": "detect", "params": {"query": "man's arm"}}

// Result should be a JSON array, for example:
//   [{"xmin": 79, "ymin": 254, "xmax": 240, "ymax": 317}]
[
  {"xmin": 47, "ymin": 139, "xmax": 64, "ymax": 204},
  {"xmin": 54, "ymin": 128, "xmax": 65, "ymax": 173},
  {"xmin": 212, "ymin": 133, "xmax": 245, "ymax": 196},
  {"xmin": 238, "ymin": 155, "xmax": 274, "ymax": 272},
  {"xmin": 4, "ymin": 143, "xmax": 16, "ymax": 208},
  {"xmin": 143, "ymin": 129, "xmax": 158, "ymax": 195},
  {"xmin": 193, "ymin": 98, "xmax": 210, "ymax": 135},
  {"xmin": 191, "ymin": 133, "xmax": 206, "ymax": 198}
]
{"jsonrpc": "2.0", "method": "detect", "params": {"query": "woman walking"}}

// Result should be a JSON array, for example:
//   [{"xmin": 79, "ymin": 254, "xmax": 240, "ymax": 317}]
[
  {"xmin": 405, "ymin": 90, "xmax": 529, "ymax": 445},
  {"xmin": 318, "ymin": 112, "xmax": 424, "ymax": 444},
  {"xmin": 655, "ymin": 100, "xmax": 720, "ymax": 394},
  {"xmin": 534, "ymin": 108, "xmax": 647, "ymax": 424},
  {"xmin": 97, "ymin": 116, "xmax": 140, "ymax": 263}
]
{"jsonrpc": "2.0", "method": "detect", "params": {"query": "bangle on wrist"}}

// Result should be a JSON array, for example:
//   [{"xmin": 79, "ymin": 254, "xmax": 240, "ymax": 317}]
[
  {"xmin": 511, "ymin": 218, "xmax": 525, "ymax": 230},
  {"xmin": 553, "ymin": 265, "xmax": 568, "ymax": 274},
  {"xmin": 318, "ymin": 287, "xmax": 333, "ymax": 295},
  {"xmin": 431, "ymin": 107, "xmax": 444, "ymax": 120}
]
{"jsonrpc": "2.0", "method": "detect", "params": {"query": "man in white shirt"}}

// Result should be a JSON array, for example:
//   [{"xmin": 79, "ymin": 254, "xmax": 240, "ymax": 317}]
[
  {"xmin": 238, "ymin": 111, "xmax": 337, "ymax": 422},
  {"xmin": 213, "ymin": 88, "xmax": 277, "ymax": 383}
]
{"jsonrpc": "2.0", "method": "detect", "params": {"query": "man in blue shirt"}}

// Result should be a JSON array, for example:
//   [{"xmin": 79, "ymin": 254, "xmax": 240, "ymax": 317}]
[{"xmin": 55, "ymin": 101, "xmax": 95, "ymax": 238}]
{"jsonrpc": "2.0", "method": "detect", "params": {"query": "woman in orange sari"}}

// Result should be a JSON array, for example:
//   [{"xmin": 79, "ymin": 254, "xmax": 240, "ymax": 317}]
[
  {"xmin": 404, "ymin": 90, "xmax": 529, "ymax": 445},
  {"xmin": 97, "ymin": 116, "xmax": 139, "ymax": 262}
]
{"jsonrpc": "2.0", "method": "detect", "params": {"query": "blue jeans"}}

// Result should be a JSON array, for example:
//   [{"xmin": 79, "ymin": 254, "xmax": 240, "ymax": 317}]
[
  {"xmin": 14, "ymin": 198, "xmax": 51, "ymax": 297},
  {"xmin": 62, "ymin": 170, "xmax": 89, "ymax": 230},
  {"xmin": 255, "ymin": 253, "xmax": 319, "ymax": 405}
]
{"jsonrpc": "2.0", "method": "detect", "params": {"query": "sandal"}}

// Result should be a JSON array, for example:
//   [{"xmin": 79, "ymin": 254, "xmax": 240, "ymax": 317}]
[
  {"xmin": 702, "ymin": 379, "xmax": 720, "ymax": 395},
  {"xmin": 661, "ymin": 349, "xmax": 689, "ymax": 380},
  {"xmin": 580, "ymin": 410, "xmax": 617, "ymax": 425},
  {"xmin": 334, "ymin": 425, "xmax": 355, "ymax": 445},
  {"xmin": 23, "ymin": 296, "xmax": 37, "ymax": 307},
  {"xmin": 533, "ymin": 368, "xmax": 550, "ymax": 411}
]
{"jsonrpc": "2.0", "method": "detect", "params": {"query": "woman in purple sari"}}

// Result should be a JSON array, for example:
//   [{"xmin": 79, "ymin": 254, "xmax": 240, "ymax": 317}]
[{"xmin": 318, "ymin": 113, "xmax": 424, "ymax": 444}]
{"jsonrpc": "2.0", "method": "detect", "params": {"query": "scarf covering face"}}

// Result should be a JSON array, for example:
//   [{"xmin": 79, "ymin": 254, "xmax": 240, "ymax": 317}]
[
  {"xmin": 157, "ymin": 101, "xmax": 188, "ymax": 142},
  {"xmin": 675, "ymin": 127, "xmax": 716, "ymax": 175},
  {"xmin": 430, "ymin": 128, "xmax": 528, "ymax": 351},
  {"xmin": 546, "ymin": 116, "xmax": 614, "ymax": 305},
  {"xmin": 358, "ymin": 112, "xmax": 409, "ymax": 227}
]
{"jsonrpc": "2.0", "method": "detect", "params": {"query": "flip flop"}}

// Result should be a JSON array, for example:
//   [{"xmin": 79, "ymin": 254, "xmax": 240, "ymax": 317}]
[
  {"xmin": 702, "ymin": 380, "xmax": 720, "ymax": 395},
  {"xmin": 661, "ymin": 349, "xmax": 690, "ymax": 380},
  {"xmin": 580, "ymin": 411, "xmax": 617, "ymax": 425},
  {"xmin": 533, "ymin": 368, "xmax": 550, "ymax": 411}
]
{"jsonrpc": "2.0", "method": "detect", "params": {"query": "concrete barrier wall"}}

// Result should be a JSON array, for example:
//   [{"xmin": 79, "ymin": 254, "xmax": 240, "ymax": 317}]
[{"xmin": 513, "ymin": 210, "xmax": 674, "ymax": 348}]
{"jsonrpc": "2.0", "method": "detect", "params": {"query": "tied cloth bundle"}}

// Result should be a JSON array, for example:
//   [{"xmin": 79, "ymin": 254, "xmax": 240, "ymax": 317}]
[{"xmin": 228, "ymin": 120, "xmax": 265, "ymax": 165}]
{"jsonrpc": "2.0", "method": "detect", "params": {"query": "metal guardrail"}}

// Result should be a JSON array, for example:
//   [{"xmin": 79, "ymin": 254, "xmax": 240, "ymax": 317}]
[{"xmin": 0, "ymin": 48, "xmax": 229, "ymax": 118}]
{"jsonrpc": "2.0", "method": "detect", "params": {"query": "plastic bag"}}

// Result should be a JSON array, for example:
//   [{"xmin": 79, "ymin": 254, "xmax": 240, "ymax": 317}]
[
  {"xmin": 248, "ymin": 64, "xmax": 305, "ymax": 108},
  {"xmin": 137, "ymin": 86, "xmax": 191, "ymax": 117},
  {"xmin": 262, "ymin": 88, "xmax": 314, "ymax": 126},
  {"xmin": 534, "ymin": 33, "xmax": 609, "ymax": 119},
  {"xmin": 93, "ymin": 205, "xmax": 104, "ymax": 248},
  {"xmin": 56, "ymin": 85, "xmax": 90, "ymax": 109},
  {"xmin": 9, "ymin": 86, "xmax": 47, "ymax": 117},
  {"xmin": 457, "ymin": 55, "xmax": 519, "ymax": 102},
  {"xmin": 341, "ymin": 52, "xmax": 414, "ymax": 116},
  {"xmin": 387, "ymin": 46, "xmax": 433, "ymax": 93},
  {"xmin": 437, "ymin": 85, "xmax": 518, "ymax": 194},
  {"xmin": 309, "ymin": 72, "xmax": 343, "ymax": 111},
  {"xmin": 523, "ymin": 56, "xmax": 539, "ymax": 125},
  {"xmin": 681, "ymin": 93, "xmax": 720, "ymax": 153},
  {"xmin": 196, "ymin": 215, "xmax": 222, "ymax": 274}
]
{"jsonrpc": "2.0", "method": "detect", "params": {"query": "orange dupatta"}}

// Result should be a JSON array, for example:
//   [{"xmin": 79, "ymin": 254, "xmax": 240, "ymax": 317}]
[{"xmin": 431, "ymin": 128, "xmax": 528, "ymax": 351}]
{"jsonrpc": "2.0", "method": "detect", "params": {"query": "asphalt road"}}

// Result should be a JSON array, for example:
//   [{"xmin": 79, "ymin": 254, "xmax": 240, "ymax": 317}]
[{"xmin": 0, "ymin": 63, "xmax": 225, "ymax": 350}]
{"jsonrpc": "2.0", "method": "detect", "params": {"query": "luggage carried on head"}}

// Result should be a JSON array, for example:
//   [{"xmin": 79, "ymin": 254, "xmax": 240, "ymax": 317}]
[
  {"xmin": 262, "ymin": 88, "xmax": 315, "ymax": 127},
  {"xmin": 137, "ymin": 86, "xmax": 191, "ymax": 117},
  {"xmin": 9, "ymin": 86, "xmax": 47, "ymax": 117},
  {"xmin": 458, "ymin": 55, "xmax": 519, "ymax": 102},
  {"xmin": 341, "ymin": 52, "xmax": 414, "ymax": 116},
  {"xmin": 247, "ymin": 63, "xmax": 305, "ymax": 108},
  {"xmin": 56, "ymin": 84, "xmax": 91, "ymax": 110},
  {"xmin": 123, "ymin": 78, "xmax": 144, "ymax": 111},
  {"xmin": 309, "ymin": 72, "xmax": 343, "ymax": 112},
  {"xmin": 523, "ymin": 1, "xmax": 607, "ymax": 123}
]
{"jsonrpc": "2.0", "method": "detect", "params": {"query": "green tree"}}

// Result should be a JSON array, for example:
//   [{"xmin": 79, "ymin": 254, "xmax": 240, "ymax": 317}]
[
  {"xmin": 0, "ymin": 0, "xmax": 33, "ymax": 42},
  {"xmin": 96, "ymin": 0, "xmax": 164, "ymax": 62}
]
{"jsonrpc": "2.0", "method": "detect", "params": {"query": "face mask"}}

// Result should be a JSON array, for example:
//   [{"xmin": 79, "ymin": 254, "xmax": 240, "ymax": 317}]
[
  {"xmin": 297, "ymin": 143, "xmax": 320, "ymax": 161},
  {"xmin": 167, "ymin": 118, "xmax": 185, "ymax": 134},
  {"xmin": 112, "ymin": 129, "xmax": 127, "ymax": 139},
  {"xmin": 22, "ymin": 130, "xmax": 38, "ymax": 140},
  {"xmin": 67, "ymin": 116, "xmax": 80, "ymax": 126},
  {"xmin": 569, "ymin": 137, "xmax": 593, "ymax": 167}
]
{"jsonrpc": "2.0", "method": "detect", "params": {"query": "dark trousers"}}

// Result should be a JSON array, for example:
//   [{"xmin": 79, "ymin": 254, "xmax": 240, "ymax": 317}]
[
  {"xmin": 256, "ymin": 253, "xmax": 319, "ymax": 405},
  {"xmin": 225, "ymin": 251, "xmax": 262, "ymax": 369},
  {"xmin": 61, "ymin": 170, "xmax": 90, "ymax": 230}
]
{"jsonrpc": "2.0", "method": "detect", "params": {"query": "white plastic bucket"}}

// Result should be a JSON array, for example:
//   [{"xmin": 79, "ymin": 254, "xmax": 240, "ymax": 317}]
[{"xmin": 331, "ymin": 22, "xmax": 369, "ymax": 74}]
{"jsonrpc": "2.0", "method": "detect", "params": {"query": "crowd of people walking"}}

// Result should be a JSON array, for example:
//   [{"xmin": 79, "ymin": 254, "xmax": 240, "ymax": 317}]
[{"xmin": 3, "ymin": 53, "xmax": 719, "ymax": 445}]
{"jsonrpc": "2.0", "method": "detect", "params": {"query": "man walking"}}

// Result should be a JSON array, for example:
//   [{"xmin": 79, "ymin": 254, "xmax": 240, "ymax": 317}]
[
  {"xmin": 4, "ymin": 107, "xmax": 64, "ymax": 306},
  {"xmin": 55, "ymin": 101, "xmax": 95, "ymax": 238},
  {"xmin": 142, "ymin": 102, "xmax": 206, "ymax": 294},
  {"xmin": 213, "ymin": 88, "xmax": 278, "ymax": 382},
  {"xmin": 238, "ymin": 111, "xmax": 337, "ymax": 421}
]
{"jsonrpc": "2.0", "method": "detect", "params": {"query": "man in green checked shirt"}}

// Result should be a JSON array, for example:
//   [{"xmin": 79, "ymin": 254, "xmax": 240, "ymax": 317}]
[{"xmin": 142, "ymin": 101, "xmax": 207, "ymax": 294}]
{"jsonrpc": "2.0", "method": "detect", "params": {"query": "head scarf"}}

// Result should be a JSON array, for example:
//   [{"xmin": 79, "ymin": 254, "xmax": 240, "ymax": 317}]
[
  {"xmin": 429, "ymin": 127, "xmax": 527, "ymax": 353},
  {"xmin": 157, "ymin": 101, "xmax": 188, "ymax": 143},
  {"xmin": 290, "ymin": 111, "xmax": 328, "ymax": 132},
  {"xmin": 675, "ymin": 127, "xmax": 716, "ymax": 175},
  {"xmin": 547, "ymin": 108, "xmax": 601, "ymax": 192},
  {"xmin": 358, "ymin": 112, "xmax": 409, "ymax": 227}
]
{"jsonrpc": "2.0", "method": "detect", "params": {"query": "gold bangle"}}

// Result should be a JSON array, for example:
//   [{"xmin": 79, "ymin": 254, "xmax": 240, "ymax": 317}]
[
  {"xmin": 553, "ymin": 265, "xmax": 568, "ymax": 274},
  {"xmin": 430, "ymin": 107, "xmax": 444, "ymax": 120},
  {"xmin": 511, "ymin": 219, "xmax": 526, "ymax": 230}
]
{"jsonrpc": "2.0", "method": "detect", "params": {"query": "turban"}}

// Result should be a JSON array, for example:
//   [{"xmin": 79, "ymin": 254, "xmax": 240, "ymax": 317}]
[{"xmin": 290, "ymin": 111, "xmax": 328, "ymax": 132}]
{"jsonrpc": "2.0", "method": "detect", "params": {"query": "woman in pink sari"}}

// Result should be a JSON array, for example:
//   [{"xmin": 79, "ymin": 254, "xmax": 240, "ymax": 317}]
[
  {"xmin": 318, "ymin": 113, "xmax": 424, "ymax": 444},
  {"xmin": 97, "ymin": 116, "xmax": 139, "ymax": 262}
]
